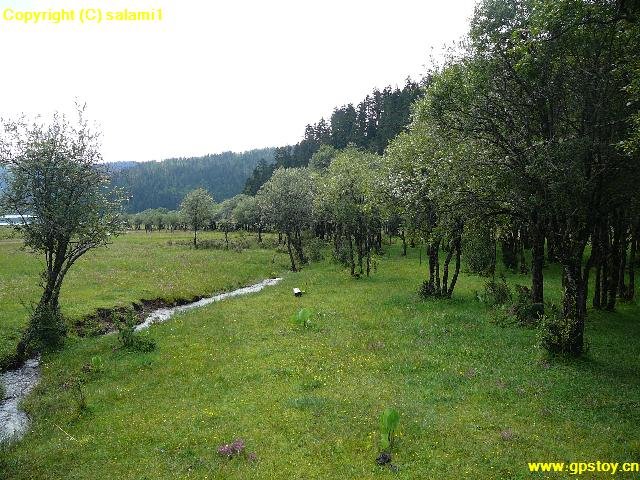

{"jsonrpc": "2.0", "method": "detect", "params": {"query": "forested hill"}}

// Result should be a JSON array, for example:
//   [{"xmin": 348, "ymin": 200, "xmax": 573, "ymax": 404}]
[
  {"xmin": 111, "ymin": 148, "xmax": 274, "ymax": 212},
  {"xmin": 104, "ymin": 161, "xmax": 138, "ymax": 173},
  {"xmin": 243, "ymin": 79, "xmax": 424, "ymax": 195}
]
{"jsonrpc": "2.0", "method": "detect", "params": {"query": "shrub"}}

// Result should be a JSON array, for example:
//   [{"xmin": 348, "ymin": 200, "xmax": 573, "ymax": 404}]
[
  {"xmin": 510, "ymin": 285, "xmax": 544, "ymax": 325},
  {"xmin": 63, "ymin": 376, "xmax": 88, "ymax": 413},
  {"xmin": 275, "ymin": 244, "xmax": 289, "ymax": 255},
  {"xmin": 478, "ymin": 276, "xmax": 512, "ymax": 306},
  {"xmin": 418, "ymin": 280, "xmax": 437, "ymax": 299},
  {"xmin": 232, "ymin": 238, "xmax": 251, "ymax": 252},
  {"xmin": 73, "ymin": 380, "xmax": 87, "ymax": 412},
  {"xmin": 20, "ymin": 303, "xmax": 67, "ymax": 354},
  {"xmin": 305, "ymin": 237, "xmax": 326, "ymax": 262},
  {"xmin": 538, "ymin": 305, "xmax": 573, "ymax": 354},
  {"xmin": 332, "ymin": 240, "xmax": 351, "ymax": 266},
  {"xmin": 463, "ymin": 222, "xmax": 496, "ymax": 276},
  {"xmin": 196, "ymin": 239, "xmax": 226, "ymax": 250},
  {"xmin": 117, "ymin": 313, "xmax": 156, "ymax": 352}
]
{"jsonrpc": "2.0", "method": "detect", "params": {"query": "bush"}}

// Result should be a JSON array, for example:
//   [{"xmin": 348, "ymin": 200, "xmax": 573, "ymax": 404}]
[
  {"xmin": 538, "ymin": 306, "xmax": 573, "ymax": 354},
  {"xmin": 275, "ymin": 244, "xmax": 289, "ymax": 255},
  {"xmin": 510, "ymin": 285, "xmax": 544, "ymax": 325},
  {"xmin": 478, "ymin": 276, "xmax": 512, "ymax": 306},
  {"xmin": 19, "ymin": 303, "xmax": 67, "ymax": 354},
  {"xmin": 305, "ymin": 237, "xmax": 326, "ymax": 262},
  {"xmin": 232, "ymin": 238, "xmax": 251, "ymax": 252},
  {"xmin": 332, "ymin": 240, "xmax": 351, "ymax": 266},
  {"xmin": 463, "ymin": 222, "xmax": 496, "ymax": 276},
  {"xmin": 418, "ymin": 280, "xmax": 437, "ymax": 299},
  {"xmin": 196, "ymin": 239, "xmax": 225, "ymax": 250},
  {"xmin": 117, "ymin": 313, "xmax": 156, "ymax": 352},
  {"xmin": 90, "ymin": 355, "xmax": 104, "ymax": 373}
]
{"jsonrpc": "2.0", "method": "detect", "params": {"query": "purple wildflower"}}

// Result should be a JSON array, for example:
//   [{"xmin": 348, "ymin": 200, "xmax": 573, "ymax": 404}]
[
  {"xmin": 248, "ymin": 452, "xmax": 258, "ymax": 463},
  {"xmin": 217, "ymin": 438, "xmax": 246, "ymax": 458},
  {"xmin": 231, "ymin": 438, "xmax": 245, "ymax": 454},
  {"xmin": 217, "ymin": 444, "xmax": 234, "ymax": 457}
]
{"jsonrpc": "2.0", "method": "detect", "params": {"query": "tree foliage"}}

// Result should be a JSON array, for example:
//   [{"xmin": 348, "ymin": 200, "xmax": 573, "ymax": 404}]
[
  {"xmin": 0, "ymin": 106, "xmax": 126, "ymax": 355},
  {"xmin": 257, "ymin": 168, "xmax": 314, "ymax": 271},
  {"xmin": 405, "ymin": 0, "xmax": 640, "ymax": 354},
  {"xmin": 243, "ymin": 79, "xmax": 424, "ymax": 194},
  {"xmin": 180, "ymin": 188, "xmax": 215, "ymax": 248}
]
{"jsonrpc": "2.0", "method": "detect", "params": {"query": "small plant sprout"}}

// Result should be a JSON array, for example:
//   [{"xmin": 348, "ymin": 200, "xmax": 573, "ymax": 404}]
[
  {"xmin": 379, "ymin": 407, "xmax": 400, "ymax": 451},
  {"xmin": 90, "ymin": 355, "xmax": 104, "ymax": 373},
  {"xmin": 291, "ymin": 308, "xmax": 312, "ymax": 328}
]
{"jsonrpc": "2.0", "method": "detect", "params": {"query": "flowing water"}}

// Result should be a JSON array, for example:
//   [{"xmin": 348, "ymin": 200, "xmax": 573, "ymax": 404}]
[
  {"xmin": 134, "ymin": 277, "xmax": 282, "ymax": 331},
  {"xmin": 0, "ymin": 357, "xmax": 40, "ymax": 443},
  {"xmin": 0, "ymin": 277, "xmax": 282, "ymax": 443}
]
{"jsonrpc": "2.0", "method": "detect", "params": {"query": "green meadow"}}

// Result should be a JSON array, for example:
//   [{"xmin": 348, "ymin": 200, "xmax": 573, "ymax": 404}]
[
  {"xmin": 0, "ymin": 230, "xmax": 289, "ymax": 367},
  {"xmin": 1, "ymin": 230, "xmax": 639, "ymax": 479}
]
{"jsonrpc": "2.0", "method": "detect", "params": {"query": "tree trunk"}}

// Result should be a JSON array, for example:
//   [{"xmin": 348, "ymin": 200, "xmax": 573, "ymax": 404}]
[
  {"xmin": 357, "ymin": 233, "xmax": 364, "ymax": 275},
  {"xmin": 442, "ymin": 243, "xmax": 454, "ymax": 296},
  {"xmin": 293, "ymin": 230, "xmax": 306, "ymax": 265},
  {"xmin": 428, "ymin": 239, "xmax": 441, "ymax": 295},
  {"xmin": 193, "ymin": 229, "xmax": 198, "ymax": 249},
  {"xmin": 366, "ymin": 234, "xmax": 371, "ymax": 277},
  {"xmin": 17, "ymin": 249, "xmax": 67, "ymax": 358},
  {"xmin": 626, "ymin": 231, "xmax": 637, "ymax": 300},
  {"xmin": 618, "ymin": 238, "xmax": 628, "ymax": 299},
  {"xmin": 593, "ymin": 264, "xmax": 602, "ymax": 308},
  {"xmin": 531, "ymin": 222, "xmax": 545, "ymax": 304},
  {"xmin": 518, "ymin": 238, "xmax": 528, "ymax": 274},
  {"xmin": 447, "ymin": 236, "xmax": 462, "ymax": 297},
  {"xmin": 606, "ymin": 214, "xmax": 623, "ymax": 311},
  {"xmin": 286, "ymin": 233, "xmax": 297, "ymax": 272},
  {"xmin": 348, "ymin": 233, "xmax": 355, "ymax": 276},
  {"xmin": 562, "ymin": 261, "xmax": 587, "ymax": 356},
  {"xmin": 428, "ymin": 244, "xmax": 437, "ymax": 290},
  {"xmin": 601, "ymin": 220, "xmax": 611, "ymax": 307},
  {"xmin": 333, "ymin": 226, "xmax": 341, "ymax": 257}
]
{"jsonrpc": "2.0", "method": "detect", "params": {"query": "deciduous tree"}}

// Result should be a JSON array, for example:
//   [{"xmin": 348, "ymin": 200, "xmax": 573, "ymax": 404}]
[{"xmin": 0, "ymin": 106, "xmax": 126, "ymax": 355}]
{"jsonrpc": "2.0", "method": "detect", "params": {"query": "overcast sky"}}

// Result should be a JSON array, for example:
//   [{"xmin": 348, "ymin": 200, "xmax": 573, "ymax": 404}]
[{"xmin": 0, "ymin": 0, "xmax": 476, "ymax": 162}]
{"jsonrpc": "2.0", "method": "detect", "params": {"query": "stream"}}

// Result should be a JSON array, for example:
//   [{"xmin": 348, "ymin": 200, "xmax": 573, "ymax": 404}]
[{"xmin": 0, "ymin": 277, "xmax": 282, "ymax": 443}]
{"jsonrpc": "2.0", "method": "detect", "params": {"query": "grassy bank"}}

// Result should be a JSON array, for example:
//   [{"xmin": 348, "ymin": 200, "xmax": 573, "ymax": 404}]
[
  {"xmin": 0, "ymin": 230, "xmax": 289, "ymax": 366},
  {"xmin": 1, "ymin": 236, "xmax": 638, "ymax": 479}
]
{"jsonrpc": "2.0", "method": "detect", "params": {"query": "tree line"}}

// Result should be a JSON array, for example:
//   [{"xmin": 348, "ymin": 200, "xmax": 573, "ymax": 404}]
[
  {"xmin": 2, "ymin": 0, "xmax": 638, "ymax": 361},
  {"xmin": 110, "ymin": 148, "xmax": 275, "ymax": 212},
  {"xmin": 242, "ymin": 79, "xmax": 424, "ymax": 195},
  {"xmin": 216, "ymin": 0, "xmax": 639, "ymax": 357}
]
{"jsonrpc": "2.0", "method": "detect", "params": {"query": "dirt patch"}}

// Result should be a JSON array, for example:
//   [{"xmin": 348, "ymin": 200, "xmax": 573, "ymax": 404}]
[{"xmin": 73, "ymin": 296, "xmax": 206, "ymax": 337}]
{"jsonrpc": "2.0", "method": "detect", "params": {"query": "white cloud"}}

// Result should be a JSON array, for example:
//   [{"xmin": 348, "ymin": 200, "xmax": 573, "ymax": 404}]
[{"xmin": 0, "ymin": 0, "xmax": 476, "ymax": 161}]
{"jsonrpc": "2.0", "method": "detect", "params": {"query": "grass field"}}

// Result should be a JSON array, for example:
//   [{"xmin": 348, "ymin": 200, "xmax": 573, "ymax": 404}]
[
  {"xmin": 0, "ymin": 230, "xmax": 290, "ymax": 367},
  {"xmin": 1, "ymin": 230, "xmax": 639, "ymax": 479}
]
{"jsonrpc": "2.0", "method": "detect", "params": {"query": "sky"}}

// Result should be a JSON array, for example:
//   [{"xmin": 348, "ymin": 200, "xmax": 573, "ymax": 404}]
[{"xmin": 0, "ymin": 0, "xmax": 476, "ymax": 162}]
